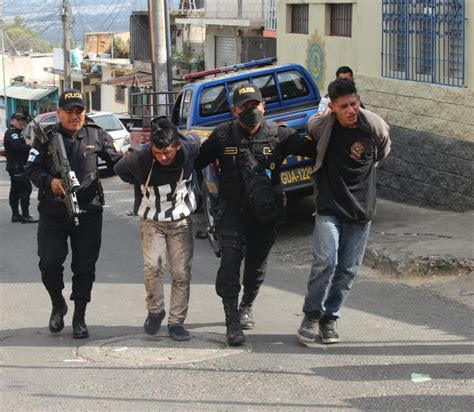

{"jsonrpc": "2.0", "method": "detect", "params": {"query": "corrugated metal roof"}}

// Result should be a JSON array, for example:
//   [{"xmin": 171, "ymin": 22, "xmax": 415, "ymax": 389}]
[
  {"xmin": 0, "ymin": 85, "xmax": 57, "ymax": 100},
  {"xmin": 101, "ymin": 72, "xmax": 152, "ymax": 87}
]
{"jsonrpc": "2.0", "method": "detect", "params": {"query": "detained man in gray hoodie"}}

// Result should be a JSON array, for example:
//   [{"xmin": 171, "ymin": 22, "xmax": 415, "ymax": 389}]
[{"xmin": 114, "ymin": 117, "xmax": 200, "ymax": 341}]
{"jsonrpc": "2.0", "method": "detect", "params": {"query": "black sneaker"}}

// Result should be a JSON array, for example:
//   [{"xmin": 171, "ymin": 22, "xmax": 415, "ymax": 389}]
[
  {"xmin": 11, "ymin": 215, "xmax": 22, "ymax": 223},
  {"xmin": 239, "ymin": 305, "xmax": 255, "ymax": 330},
  {"xmin": 144, "ymin": 310, "xmax": 166, "ymax": 335},
  {"xmin": 297, "ymin": 313, "xmax": 320, "ymax": 343},
  {"xmin": 168, "ymin": 324, "xmax": 191, "ymax": 341},
  {"xmin": 319, "ymin": 318, "xmax": 340, "ymax": 344}
]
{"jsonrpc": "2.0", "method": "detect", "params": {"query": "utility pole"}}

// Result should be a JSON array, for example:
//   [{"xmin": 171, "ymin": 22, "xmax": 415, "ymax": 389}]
[
  {"xmin": 148, "ymin": 0, "xmax": 169, "ymax": 116},
  {"xmin": 1, "ymin": 29, "xmax": 7, "ymax": 126},
  {"xmin": 62, "ymin": 0, "xmax": 71, "ymax": 90}
]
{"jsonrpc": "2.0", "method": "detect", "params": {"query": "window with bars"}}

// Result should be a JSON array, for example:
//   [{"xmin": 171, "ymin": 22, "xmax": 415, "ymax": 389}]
[
  {"xmin": 330, "ymin": 4, "xmax": 352, "ymax": 37},
  {"xmin": 290, "ymin": 4, "xmax": 309, "ymax": 34},
  {"xmin": 382, "ymin": 0, "xmax": 465, "ymax": 87},
  {"xmin": 115, "ymin": 86, "xmax": 125, "ymax": 103}
]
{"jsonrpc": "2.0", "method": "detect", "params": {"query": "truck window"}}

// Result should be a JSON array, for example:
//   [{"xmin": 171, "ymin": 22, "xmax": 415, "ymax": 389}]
[
  {"xmin": 277, "ymin": 70, "xmax": 310, "ymax": 101},
  {"xmin": 252, "ymin": 74, "xmax": 278, "ymax": 103},
  {"xmin": 200, "ymin": 84, "xmax": 230, "ymax": 117}
]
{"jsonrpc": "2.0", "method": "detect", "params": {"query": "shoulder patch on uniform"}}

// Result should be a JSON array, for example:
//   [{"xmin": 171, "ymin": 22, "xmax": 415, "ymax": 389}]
[
  {"xmin": 27, "ymin": 148, "xmax": 39, "ymax": 162},
  {"xmin": 224, "ymin": 146, "xmax": 238, "ymax": 155},
  {"xmin": 11, "ymin": 133, "xmax": 19, "ymax": 140}
]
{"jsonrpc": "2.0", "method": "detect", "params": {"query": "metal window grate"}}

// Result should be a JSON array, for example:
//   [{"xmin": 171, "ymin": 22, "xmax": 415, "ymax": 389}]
[
  {"xmin": 382, "ymin": 0, "xmax": 465, "ymax": 87},
  {"xmin": 291, "ymin": 4, "xmax": 309, "ymax": 34},
  {"xmin": 330, "ymin": 4, "xmax": 352, "ymax": 37},
  {"xmin": 265, "ymin": 0, "xmax": 277, "ymax": 31}
]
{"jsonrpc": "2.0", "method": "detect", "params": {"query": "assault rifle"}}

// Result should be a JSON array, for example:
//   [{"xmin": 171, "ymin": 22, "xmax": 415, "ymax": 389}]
[{"xmin": 31, "ymin": 120, "xmax": 82, "ymax": 226}]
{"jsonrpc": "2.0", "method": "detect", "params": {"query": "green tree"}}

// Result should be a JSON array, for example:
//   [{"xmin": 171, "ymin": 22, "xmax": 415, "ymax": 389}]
[
  {"xmin": 113, "ymin": 37, "xmax": 129, "ymax": 59},
  {"xmin": 1, "ymin": 19, "xmax": 52, "ymax": 53}
]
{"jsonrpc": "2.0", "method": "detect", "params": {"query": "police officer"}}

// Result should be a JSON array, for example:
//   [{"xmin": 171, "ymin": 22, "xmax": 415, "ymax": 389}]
[
  {"xmin": 26, "ymin": 90, "xmax": 122, "ymax": 339},
  {"xmin": 4, "ymin": 112, "xmax": 38, "ymax": 223},
  {"xmin": 195, "ymin": 84, "xmax": 316, "ymax": 346}
]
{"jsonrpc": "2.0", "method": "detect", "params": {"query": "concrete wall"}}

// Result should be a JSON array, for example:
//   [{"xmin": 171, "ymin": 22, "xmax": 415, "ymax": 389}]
[
  {"xmin": 204, "ymin": 26, "xmax": 263, "ymax": 70},
  {"xmin": 0, "ymin": 54, "xmax": 56, "ymax": 86},
  {"xmin": 205, "ymin": 0, "xmax": 265, "ymax": 19},
  {"xmin": 176, "ymin": 21, "xmax": 206, "ymax": 57},
  {"xmin": 277, "ymin": 0, "xmax": 474, "ymax": 211}
]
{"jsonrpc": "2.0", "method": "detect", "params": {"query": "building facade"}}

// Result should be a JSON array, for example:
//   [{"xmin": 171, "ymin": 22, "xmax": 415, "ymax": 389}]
[
  {"xmin": 277, "ymin": 0, "xmax": 473, "ymax": 211},
  {"xmin": 176, "ymin": 0, "xmax": 276, "ymax": 70}
]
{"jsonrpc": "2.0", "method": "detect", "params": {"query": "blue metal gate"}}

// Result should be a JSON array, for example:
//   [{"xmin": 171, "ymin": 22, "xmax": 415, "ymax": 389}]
[{"xmin": 382, "ymin": 0, "xmax": 465, "ymax": 87}]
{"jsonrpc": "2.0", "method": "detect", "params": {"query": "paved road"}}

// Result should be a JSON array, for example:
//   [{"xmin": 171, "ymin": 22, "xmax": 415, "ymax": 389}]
[{"xmin": 0, "ymin": 164, "xmax": 472, "ymax": 411}]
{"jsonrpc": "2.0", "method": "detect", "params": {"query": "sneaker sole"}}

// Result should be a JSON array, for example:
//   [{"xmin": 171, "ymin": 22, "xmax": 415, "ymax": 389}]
[
  {"xmin": 240, "ymin": 322, "xmax": 255, "ymax": 330},
  {"xmin": 321, "ymin": 336, "xmax": 340, "ymax": 344},
  {"xmin": 227, "ymin": 338, "xmax": 246, "ymax": 346},
  {"xmin": 170, "ymin": 335, "xmax": 191, "ymax": 341},
  {"xmin": 297, "ymin": 331, "xmax": 317, "ymax": 344}
]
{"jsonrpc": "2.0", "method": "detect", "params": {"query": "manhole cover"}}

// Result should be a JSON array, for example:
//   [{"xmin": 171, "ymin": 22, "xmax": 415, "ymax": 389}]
[{"xmin": 77, "ymin": 332, "xmax": 249, "ymax": 366}]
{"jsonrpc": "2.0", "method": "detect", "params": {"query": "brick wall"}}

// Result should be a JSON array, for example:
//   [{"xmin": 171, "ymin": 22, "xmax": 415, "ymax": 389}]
[{"xmin": 356, "ymin": 75, "xmax": 474, "ymax": 211}]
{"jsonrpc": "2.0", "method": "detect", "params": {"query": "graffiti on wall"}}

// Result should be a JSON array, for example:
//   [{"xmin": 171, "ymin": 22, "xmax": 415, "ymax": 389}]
[{"xmin": 306, "ymin": 31, "xmax": 326, "ymax": 91}]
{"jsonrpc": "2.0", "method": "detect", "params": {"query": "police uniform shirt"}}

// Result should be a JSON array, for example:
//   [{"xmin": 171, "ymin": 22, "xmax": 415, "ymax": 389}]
[
  {"xmin": 4, "ymin": 126, "xmax": 30, "ymax": 173},
  {"xmin": 26, "ymin": 122, "xmax": 123, "ymax": 216},
  {"xmin": 195, "ymin": 119, "xmax": 316, "ymax": 206}
]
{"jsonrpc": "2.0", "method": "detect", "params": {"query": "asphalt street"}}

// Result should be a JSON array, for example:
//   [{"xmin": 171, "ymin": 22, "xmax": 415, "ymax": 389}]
[{"xmin": 0, "ymin": 162, "xmax": 472, "ymax": 411}]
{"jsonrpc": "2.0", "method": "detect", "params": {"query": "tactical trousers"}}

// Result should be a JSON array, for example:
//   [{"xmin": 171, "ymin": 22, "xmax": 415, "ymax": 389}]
[
  {"xmin": 216, "ymin": 206, "xmax": 277, "ymax": 299},
  {"xmin": 9, "ymin": 175, "xmax": 32, "ymax": 216},
  {"xmin": 140, "ymin": 217, "xmax": 193, "ymax": 325},
  {"xmin": 37, "ymin": 212, "xmax": 102, "ymax": 302}
]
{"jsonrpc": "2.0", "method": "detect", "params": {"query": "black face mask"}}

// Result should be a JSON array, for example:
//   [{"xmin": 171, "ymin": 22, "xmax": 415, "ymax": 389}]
[{"xmin": 239, "ymin": 107, "xmax": 264, "ymax": 128}]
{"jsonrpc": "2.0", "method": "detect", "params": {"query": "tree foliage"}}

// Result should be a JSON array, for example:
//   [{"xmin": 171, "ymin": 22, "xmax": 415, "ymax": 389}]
[
  {"xmin": 113, "ymin": 37, "xmax": 129, "ymax": 59},
  {"xmin": 1, "ymin": 18, "xmax": 52, "ymax": 53}
]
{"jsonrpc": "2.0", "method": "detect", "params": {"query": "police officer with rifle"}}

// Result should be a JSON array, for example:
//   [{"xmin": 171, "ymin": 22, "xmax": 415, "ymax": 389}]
[
  {"xmin": 195, "ymin": 84, "xmax": 316, "ymax": 346},
  {"xmin": 26, "ymin": 90, "xmax": 122, "ymax": 339}
]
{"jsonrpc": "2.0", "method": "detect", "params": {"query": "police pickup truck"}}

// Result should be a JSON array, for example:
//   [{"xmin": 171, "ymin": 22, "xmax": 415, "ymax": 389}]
[{"xmin": 131, "ymin": 57, "xmax": 321, "ymax": 200}]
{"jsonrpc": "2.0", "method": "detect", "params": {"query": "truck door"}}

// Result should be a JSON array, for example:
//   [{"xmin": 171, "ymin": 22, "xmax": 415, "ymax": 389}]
[{"xmin": 171, "ymin": 89, "xmax": 193, "ymax": 130}]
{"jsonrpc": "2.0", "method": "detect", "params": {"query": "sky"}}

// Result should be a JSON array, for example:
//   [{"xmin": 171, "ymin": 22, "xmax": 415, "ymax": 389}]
[{"xmin": 3, "ymin": 0, "xmax": 181, "ymax": 46}]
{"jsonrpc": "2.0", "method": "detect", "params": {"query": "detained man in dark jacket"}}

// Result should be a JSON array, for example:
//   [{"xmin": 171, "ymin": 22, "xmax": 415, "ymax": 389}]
[
  {"xmin": 298, "ymin": 78, "xmax": 391, "ymax": 345},
  {"xmin": 114, "ymin": 117, "xmax": 200, "ymax": 341}
]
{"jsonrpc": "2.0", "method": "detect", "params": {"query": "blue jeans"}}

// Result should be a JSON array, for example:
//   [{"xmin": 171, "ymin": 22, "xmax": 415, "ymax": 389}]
[{"xmin": 303, "ymin": 214, "xmax": 371, "ymax": 318}]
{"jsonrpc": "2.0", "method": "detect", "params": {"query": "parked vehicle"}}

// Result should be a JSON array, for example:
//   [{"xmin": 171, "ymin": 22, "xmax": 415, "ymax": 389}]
[
  {"xmin": 0, "ymin": 125, "xmax": 7, "ymax": 156},
  {"xmin": 130, "ymin": 57, "xmax": 321, "ymax": 199},
  {"xmin": 115, "ymin": 113, "xmax": 143, "ymax": 131},
  {"xmin": 28, "ymin": 111, "xmax": 130, "ymax": 150}
]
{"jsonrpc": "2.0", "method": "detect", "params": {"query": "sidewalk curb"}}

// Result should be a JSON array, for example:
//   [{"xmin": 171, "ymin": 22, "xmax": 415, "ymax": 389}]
[{"xmin": 364, "ymin": 245, "xmax": 474, "ymax": 277}]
